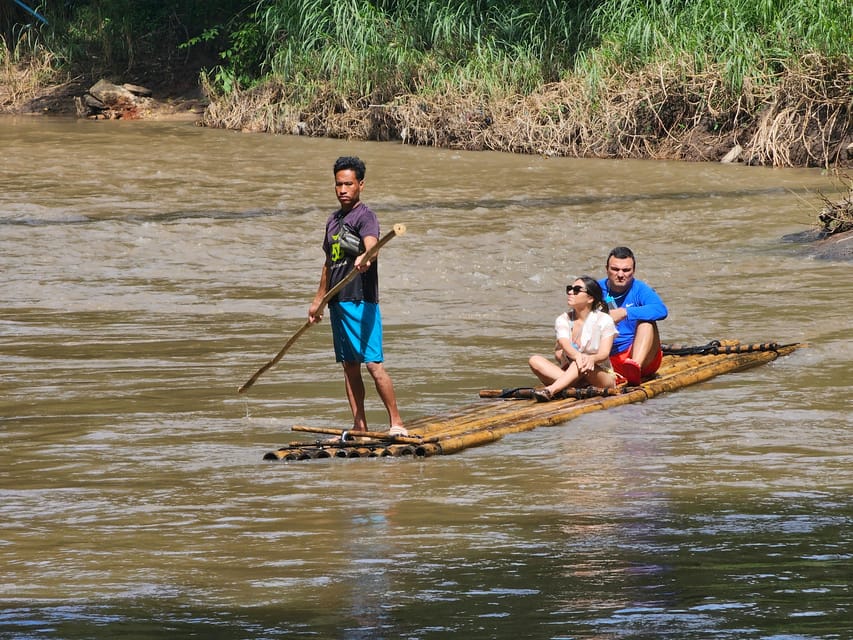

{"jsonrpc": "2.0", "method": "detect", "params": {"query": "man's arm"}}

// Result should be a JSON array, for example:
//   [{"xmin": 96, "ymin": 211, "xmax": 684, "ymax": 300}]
[
  {"xmin": 354, "ymin": 234, "xmax": 378, "ymax": 272},
  {"xmin": 626, "ymin": 281, "xmax": 668, "ymax": 322},
  {"xmin": 308, "ymin": 263, "xmax": 329, "ymax": 323}
]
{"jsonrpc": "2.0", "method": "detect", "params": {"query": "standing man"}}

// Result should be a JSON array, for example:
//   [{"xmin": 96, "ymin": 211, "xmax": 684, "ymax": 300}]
[
  {"xmin": 598, "ymin": 246, "xmax": 668, "ymax": 385},
  {"xmin": 308, "ymin": 156, "xmax": 407, "ymax": 436}
]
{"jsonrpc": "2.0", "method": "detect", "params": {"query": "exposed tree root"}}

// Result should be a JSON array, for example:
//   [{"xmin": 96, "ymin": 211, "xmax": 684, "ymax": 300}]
[{"xmin": 816, "ymin": 175, "xmax": 853, "ymax": 235}]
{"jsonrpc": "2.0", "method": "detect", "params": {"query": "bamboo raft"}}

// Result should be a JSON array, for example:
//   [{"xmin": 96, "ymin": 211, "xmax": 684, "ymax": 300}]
[{"xmin": 263, "ymin": 340, "xmax": 802, "ymax": 461}]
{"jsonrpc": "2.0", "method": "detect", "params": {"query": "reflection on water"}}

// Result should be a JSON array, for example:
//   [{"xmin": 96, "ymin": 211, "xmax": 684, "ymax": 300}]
[{"xmin": 1, "ymin": 116, "xmax": 851, "ymax": 639}]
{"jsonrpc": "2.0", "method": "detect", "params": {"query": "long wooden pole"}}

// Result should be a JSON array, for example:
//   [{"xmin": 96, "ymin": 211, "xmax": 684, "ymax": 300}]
[
  {"xmin": 238, "ymin": 223, "xmax": 407, "ymax": 393},
  {"xmin": 291, "ymin": 424, "xmax": 424, "ymax": 444}
]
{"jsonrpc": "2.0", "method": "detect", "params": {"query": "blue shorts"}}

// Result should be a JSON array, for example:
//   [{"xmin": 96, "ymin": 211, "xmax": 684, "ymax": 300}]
[{"xmin": 329, "ymin": 300, "xmax": 384, "ymax": 363}]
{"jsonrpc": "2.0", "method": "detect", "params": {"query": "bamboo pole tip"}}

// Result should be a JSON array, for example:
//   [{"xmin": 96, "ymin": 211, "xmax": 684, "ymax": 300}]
[{"xmin": 392, "ymin": 223, "xmax": 406, "ymax": 235}]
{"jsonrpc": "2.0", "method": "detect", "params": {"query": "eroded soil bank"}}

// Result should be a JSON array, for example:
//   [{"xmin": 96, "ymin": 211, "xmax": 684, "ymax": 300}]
[
  {"xmin": 199, "ymin": 61, "xmax": 852, "ymax": 171},
  {"xmin": 0, "ymin": 67, "xmax": 207, "ymax": 121},
  {"xmin": 3, "ymin": 60, "xmax": 851, "ymax": 168}
]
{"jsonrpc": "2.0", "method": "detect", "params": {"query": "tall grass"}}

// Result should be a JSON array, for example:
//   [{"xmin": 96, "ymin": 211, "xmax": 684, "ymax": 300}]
[
  {"xmin": 212, "ymin": 0, "xmax": 593, "ymax": 102},
  {"xmin": 580, "ymin": 0, "xmax": 853, "ymax": 92},
  {"xmin": 208, "ymin": 0, "xmax": 850, "ymax": 110},
  {"xmin": 1, "ymin": 33, "xmax": 59, "ymax": 106}
]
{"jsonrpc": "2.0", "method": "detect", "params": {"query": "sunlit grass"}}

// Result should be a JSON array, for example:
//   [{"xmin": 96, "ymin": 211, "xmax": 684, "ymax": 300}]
[
  {"xmin": 221, "ymin": 0, "xmax": 851, "ymax": 100},
  {"xmin": 582, "ymin": 0, "xmax": 852, "ymax": 92},
  {"xmin": 0, "ymin": 33, "xmax": 60, "ymax": 106}
]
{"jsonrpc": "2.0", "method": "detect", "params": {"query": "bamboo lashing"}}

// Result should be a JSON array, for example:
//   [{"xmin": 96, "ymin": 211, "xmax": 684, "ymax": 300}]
[{"xmin": 478, "ymin": 385, "xmax": 624, "ymax": 400}]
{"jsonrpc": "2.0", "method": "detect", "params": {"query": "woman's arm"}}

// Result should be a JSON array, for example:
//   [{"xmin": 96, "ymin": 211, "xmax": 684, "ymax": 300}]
[
  {"xmin": 592, "ymin": 333, "xmax": 615, "ymax": 364},
  {"xmin": 574, "ymin": 331, "xmax": 614, "ymax": 374}
]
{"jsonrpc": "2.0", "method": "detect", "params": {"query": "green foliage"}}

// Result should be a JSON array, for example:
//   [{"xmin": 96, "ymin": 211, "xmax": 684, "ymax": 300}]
[
  {"xmin": 206, "ymin": 0, "xmax": 850, "ymax": 106},
  {"xmin": 207, "ymin": 0, "xmax": 595, "ymax": 102},
  {"xmin": 2, "ymin": 0, "xmax": 851, "ymax": 109},
  {"xmin": 2, "ymin": 0, "xmax": 250, "ymax": 76},
  {"xmin": 582, "ymin": 0, "xmax": 853, "ymax": 91}
]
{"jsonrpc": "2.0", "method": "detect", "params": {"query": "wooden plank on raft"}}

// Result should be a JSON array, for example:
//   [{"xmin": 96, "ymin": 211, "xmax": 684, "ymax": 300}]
[{"xmin": 262, "ymin": 340, "xmax": 803, "ymax": 461}]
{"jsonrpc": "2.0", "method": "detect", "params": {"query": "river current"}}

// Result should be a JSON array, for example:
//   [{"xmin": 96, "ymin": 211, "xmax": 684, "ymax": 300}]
[{"xmin": 1, "ymin": 116, "xmax": 851, "ymax": 639}]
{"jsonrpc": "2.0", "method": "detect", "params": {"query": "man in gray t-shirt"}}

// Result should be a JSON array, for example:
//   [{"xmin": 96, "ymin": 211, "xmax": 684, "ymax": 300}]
[{"xmin": 308, "ymin": 156, "xmax": 407, "ymax": 437}]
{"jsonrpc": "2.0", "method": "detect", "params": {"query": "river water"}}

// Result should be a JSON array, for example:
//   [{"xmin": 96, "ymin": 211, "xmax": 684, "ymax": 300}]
[{"xmin": 1, "ymin": 116, "xmax": 850, "ymax": 639}]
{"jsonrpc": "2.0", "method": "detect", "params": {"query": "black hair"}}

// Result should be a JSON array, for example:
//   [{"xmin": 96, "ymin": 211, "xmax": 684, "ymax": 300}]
[
  {"xmin": 575, "ymin": 275, "xmax": 608, "ymax": 313},
  {"xmin": 606, "ymin": 246, "xmax": 635, "ymax": 269},
  {"xmin": 333, "ymin": 156, "xmax": 366, "ymax": 180}
]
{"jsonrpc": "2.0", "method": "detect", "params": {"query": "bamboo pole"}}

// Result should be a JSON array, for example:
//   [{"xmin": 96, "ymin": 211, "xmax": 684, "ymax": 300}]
[
  {"xmin": 413, "ymin": 443, "xmax": 443, "ymax": 457},
  {"xmin": 238, "ymin": 223, "xmax": 407, "ymax": 393},
  {"xmin": 429, "ymin": 429, "xmax": 503, "ymax": 455},
  {"xmin": 291, "ymin": 425, "xmax": 424, "ymax": 444},
  {"xmin": 408, "ymin": 395, "xmax": 587, "ymax": 442}
]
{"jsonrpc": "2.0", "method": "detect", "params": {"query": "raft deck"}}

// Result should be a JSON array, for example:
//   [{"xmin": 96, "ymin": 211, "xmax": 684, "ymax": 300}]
[{"xmin": 264, "ymin": 340, "xmax": 802, "ymax": 461}]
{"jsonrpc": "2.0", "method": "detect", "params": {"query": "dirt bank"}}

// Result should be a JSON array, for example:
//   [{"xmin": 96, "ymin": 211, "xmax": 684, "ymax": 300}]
[
  {"xmin": 4, "ymin": 62, "xmax": 852, "ymax": 260},
  {"xmin": 4, "ymin": 57, "xmax": 850, "ymax": 170},
  {"xmin": 0, "ymin": 68, "xmax": 207, "ymax": 121},
  {"xmin": 200, "ymin": 59, "xmax": 852, "ymax": 170}
]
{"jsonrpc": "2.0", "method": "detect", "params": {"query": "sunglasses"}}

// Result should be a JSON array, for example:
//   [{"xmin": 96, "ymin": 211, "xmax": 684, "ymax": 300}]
[{"xmin": 566, "ymin": 285, "xmax": 587, "ymax": 295}]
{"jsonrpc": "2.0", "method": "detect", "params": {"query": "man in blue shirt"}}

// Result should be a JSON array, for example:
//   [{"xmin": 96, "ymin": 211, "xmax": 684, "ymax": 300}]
[{"xmin": 598, "ymin": 247, "xmax": 668, "ymax": 385}]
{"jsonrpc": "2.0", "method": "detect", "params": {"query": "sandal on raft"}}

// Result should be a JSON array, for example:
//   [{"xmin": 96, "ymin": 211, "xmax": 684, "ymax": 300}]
[
  {"xmin": 533, "ymin": 387, "xmax": 554, "ymax": 403},
  {"xmin": 388, "ymin": 425, "xmax": 409, "ymax": 437}
]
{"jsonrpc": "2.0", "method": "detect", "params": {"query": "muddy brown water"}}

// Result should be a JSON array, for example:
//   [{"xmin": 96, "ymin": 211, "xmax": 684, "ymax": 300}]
[{"xmin": 1, "ymin": 116, "xmax": 851, "ymax": 639}]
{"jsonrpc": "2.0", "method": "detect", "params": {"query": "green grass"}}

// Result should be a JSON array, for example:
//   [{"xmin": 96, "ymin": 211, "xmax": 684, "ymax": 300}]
[
  {"xmin": 195, "ymin": 0, "xmax": 851, "ymax": 111},
  {"xmin": 582, "ymin": 0, "xmax": 853, "ymax": 91},
  {"xmin": 6, "ymin": 1, "xmax": 849, "ymax": 104}
]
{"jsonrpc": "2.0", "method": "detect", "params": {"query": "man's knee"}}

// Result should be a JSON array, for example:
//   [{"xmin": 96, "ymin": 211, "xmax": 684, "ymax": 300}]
[
  {"xmin": 365, "ymin": 361, "xmax": 388, "ymax": 378},
  {"xmin": 634, "ymin": 320, "xmax": 657, "ymax": 338}
]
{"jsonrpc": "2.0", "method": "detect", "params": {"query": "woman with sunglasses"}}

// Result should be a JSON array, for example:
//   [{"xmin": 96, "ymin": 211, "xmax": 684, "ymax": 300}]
[{"xmin": 528, "ymin": 276, "xmax": 618, "ymax": 401}]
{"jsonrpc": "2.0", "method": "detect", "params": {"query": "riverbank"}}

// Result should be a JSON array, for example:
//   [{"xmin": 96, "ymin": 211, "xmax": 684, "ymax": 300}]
[
  {"xmin": 200, "ymin": 59, "xmax": 851, "ymax": 171},
  {"xmin": 0, "ymin": 64, "xmax": 207, "ymax": 121},
  {"xmin": 3, "ymin": 58, "xmax": 850, "ymax": 170}
]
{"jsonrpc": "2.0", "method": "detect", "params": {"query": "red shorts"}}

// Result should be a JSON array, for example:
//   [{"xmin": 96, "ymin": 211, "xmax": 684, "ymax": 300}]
[{"xmin": 612, "ymin": 346, "xmax": 663, "ymax": 380}]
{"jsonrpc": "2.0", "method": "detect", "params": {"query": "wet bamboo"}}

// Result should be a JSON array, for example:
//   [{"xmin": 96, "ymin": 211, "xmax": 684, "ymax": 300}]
[
  {"xmin": 478, "ymin": 388, "xmax": 651, "ymax": 440},
  {"xmin": 641, "ymin": 347, "xmax": 798, "ymax": 397},
  {"xmin": 428, "ymin": 429, "xmax": 503, "ymax": 455},
  {"xmin": 264, "ymin": 343, "xmax": 802, "ymax": 461},
  {"xmin": 412, "ymin": 406, "xmax": 546, "ymax": 440},
  {"xmin": 406, "ymin": 397, "xmax": 520, "ymax": 433},
  {"xmin": 416, "ymin": 388, "xmax": 593, "ymax": 434},
  {"xmin": 291, "ymin": 424, "xmax": 424, "ymax": 444},
  {"xmin": 411, "ymin": 395, "xmax": 587, "ymax": 441},
  {"xmin": 413, "ymin": 443, "xmax": 442, "ymax": 457},
  {"xmin": 266, "ymin": 448, "xmax": 304, "ymax": 461},
  {"xmin": 416, "ymin": 346, "xmax": 802, "ymax": 447}
]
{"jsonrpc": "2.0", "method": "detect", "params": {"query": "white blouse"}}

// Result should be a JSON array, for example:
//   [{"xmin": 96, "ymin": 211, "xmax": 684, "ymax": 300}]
[{"xmin": 554, "ymin": 309, "xmax": 618, "ymax": 355}]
